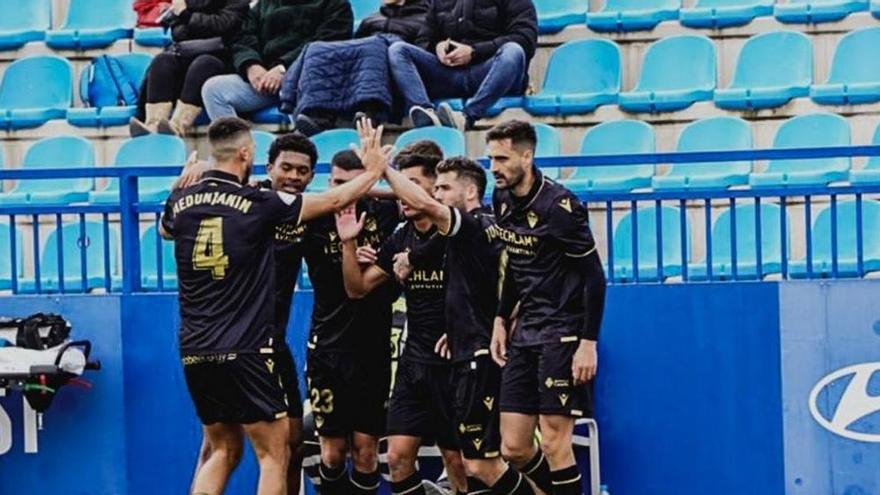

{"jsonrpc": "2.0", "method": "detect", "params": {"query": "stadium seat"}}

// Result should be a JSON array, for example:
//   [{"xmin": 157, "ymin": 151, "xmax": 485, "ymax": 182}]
[
  {"xmin": 586, "ymin": 0, "xmax": 681, "ymax": 32},
  {"xmin": 535, "ymin": 122, "xmax": 562, "ymax": 180},
  {"xmin": 0, "ymin": 0, "xmax": 51, "ymax": 50},
  {"xmin": 0, "ymin": 136, "xmax": 95, "ymax": 206},
  {"xmin": 311, "ymin": 129, "xmax": 360, "ymax": 192},
  {"xmin": 535, "ymin": 0, "xmax": 589, "ymax": 33},
  {"xmin": 653, "ymin": 117, "xmax": 752, "ymax": 190},
  {"xmin": 789, "ymin": 200, "xmax": 880, "ymax": 278},
  {"xmin": 0, "ymin": 55, "xmax": 72, "ymax": 130},
  {"xmin": 850, "ymin": 122, "xmax": 880, "ymax": 184},
  {"xmin": 89, "ymin": 135, "xmax": 188, "ymax": 204},
  {"xmin": 249, "ymin": 105, "xmax": 291, "ymax": 125},
  {"xmin": 435, "ymin": 96, "xmax": 523, "ymax": 118},
  {"xmin": 396, "ymin": 127, "xmax": 466, "ymax": 157},
  {"xmin": 874, "ymin": 0, "xmax": 880, "ymax": 17},
  {"xmin": 524, "ymin": 39, "xmax": 621, "ymax": 116},
  {"xmin": 141, "ymin": 226, "xmax": 177, "ymax": 290},
  {"xmin": 774, "ymin": 0, "xmax": 868, "ymax": 24},
  {"xmin": 810, "ymin": 27, "xmax": 880, "ymax": 106},
  {"xmin": 19, "ymin": 222, "xmax": 119, "ymax": 293},
  {"xmin": 134, "ymin": 27, "xmax": 172, "ymax": 47},
  {"xmin": 0, "ymin": 223, "xmax": 24, "ymax": 291},
  {"xmin": 680, "ymin": 0, "xmax": 774, "ymax": 28},
  {"xmin": 563, "ymin": 120, "xmax": 655, "ymax": 193},
  {"xmin": 715, "ymin": 31, "xmax": 812, "ymax": 110},
  {"xmin": 689, "ymin": 203, "xmax": 787, "ymax": 281},
  {"xmin": 68, "ymin": 53, "xmax": 153, "ymax": 128},
  {"xmin": 619, "ymin": 35, "xmax": 716, "ymax": 113},
  {"xmin": 253, "ymin": 130, "xmax": 276, "ymax": 166},
  {"xmin": 350, "ymin": 0, "xmax": 376, "ymax": 27},
  {"xmin": 46, "ymin": 0, "xmax": 135, "ymax": 49},
  {"xmin": 750, "ymin": 113, "xmax": 851, "ymax": 188},
  {"xmin": 611, "ymin": 205, "xmax": 690, "ymax": 282}
]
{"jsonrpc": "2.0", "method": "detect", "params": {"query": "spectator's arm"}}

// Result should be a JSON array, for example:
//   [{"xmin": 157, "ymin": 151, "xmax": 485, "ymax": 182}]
[
  {"xmin": 471, "ymin": 0, "xmax": 537, "ymax": 64},
  {"xmin": 231, "ymin": 5, "xmax": 264, "ymax": 75},
  {"xmin": 174, "ymin": 0, "xmax": 250, "ymax": 40},
  {"xmin": 277, "ymin": 0, "xmax": 354, "ymax": 68}
]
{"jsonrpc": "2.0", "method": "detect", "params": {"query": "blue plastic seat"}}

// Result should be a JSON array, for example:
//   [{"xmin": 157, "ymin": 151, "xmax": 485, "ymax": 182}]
[
  {"xmin": 0, "ymin": 0, "xmax": 51, "ymax": 50},
  {"xmin": 535, "ymin": 0, "xmax": 590, "ymax": 33},
  {"xmin": 587, "ymin": 0, "xmax": 681, "ymax": 32},
  {"xmin": 611, "ymin": 205, "xmax": 690, "ymax": 282},
  {"xmin": 435, "ymin": 96, "xmax": 523, "ymax": 118},
  {"xmin": 619, "ymin": 35, "xmax": 716, "ymax": 113},
  {"xmin": 249, "ymin": 106, "xmax": 291, "ymax": 125},
  {"xmin": 563, "ymin": 120, "xmax": 655, "ymax": 193},
  {"xmin": 0, "ymin": 223, "xmax": 24, "ymax": 291},
  {"xmin": 680, "ymin": 0, "xmax": 774, "ymax": 28},
  {"xmin": 873, "ymin": 0, "xmax": 880, "ymax": 17},
  {"xmin": 350, "ymin": 0, "xmax": 376, "ymax": 27},
  {"xmin": 789, "ymin": 200, "xmax": 880, "ymax": 278},
  {"xmin": 0, "ymin": 55, "xmax": 72, "ymax": 130},
  {"xmin": 311, "ymin": 129, "xmax": 360, "ymax": 192},
  {"xmin": 850, "ymin": 122, "xmax": 880, "ymax": 184},
  {"xmin": 396, "ymin": 127, "xmax": 466, "ymax": 157},
  {"xmin": 141, "ymin": 226, "xmax": 177, "ymax": 290},
  {"xmin": 134, "ymin": 27, "xmax": 172, "ymax": 47},
  {"xmin": 534, "ymin": 123, "xmax": 562, "ymax": 180},
  {"xmin": 253, "ymin": 130, "xmax": 276, "ymax": 166},
  {"xmin": 715, "ymin": 31, "xmax": 812, "ymax": 110},
  {"xmin": 0, "ymin": 136, "xmax": 95, "ymax": 206},
  {"xmin": 46, "ymin": 0, "xmax": 135, "ymax": 49},
  {"xmin": 750, "ymin": 113, "xmax": 851, "ymax": 188},
  {"xmin": 775, "ymin": 0, "xmax": 868, "ymax": 23},
  {"xmin": 524, "ymin": 39, "xmax": 620, "ymax": 116},
  {"xmin": 653, "ymin": 117, "xmax": 752, "ymax": 190},
  {"xmin": 68, "ymin": 53, "xmax": 153, "ymax": 128},
  {"xmin": 89, "ymin": 135, "xmax": 188, "ymax": 204},
  {"xmin": 19, "ymin": 222, "xmax": 119, "ymax": 293},
  {"xmin": 689, "ymin": 203, "xmax": 786, "ymax": 281},
  {"xmin": 811, "ymin": 27, "xmax": 880, "ymax": 106}
]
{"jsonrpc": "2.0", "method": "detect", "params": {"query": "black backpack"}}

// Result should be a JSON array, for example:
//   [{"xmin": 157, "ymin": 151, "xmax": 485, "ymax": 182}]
[{"xmin": 0, "ymin": 313, "xmax": 71, "ymax": 350}]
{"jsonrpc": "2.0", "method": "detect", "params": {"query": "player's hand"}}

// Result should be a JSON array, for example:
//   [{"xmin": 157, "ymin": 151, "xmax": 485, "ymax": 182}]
[
  {"xmin": 491, "ymin": 317, "xmax": 509, "ymax": 367},
  {"xmin": 356, "ymin": 245, "xmax": 377, "ymax": 265},
  {"xmin": 354, "ymin": 117, "xmax": 393, "ymax": 176},
  {"xmin": 173, "ymin": 151, "xmax": 209, "ymax": 190},
  {"xmin": 392, "ymin": 251, "xmax": 413, "ymax": 282},
  {"xmin": 445, "ymin": 41, "xmax": 474, "ymax": 67},
  {"xmin": 434, "ymin": 333, "xmax": 451, "ymax": 360},
  {"xmin": 572, "ymin": 339, "xmax": 598, "ymax": 385},
  {"xmin": 335, "ymin": 205, "xmax": 365, "ymax": 242}
]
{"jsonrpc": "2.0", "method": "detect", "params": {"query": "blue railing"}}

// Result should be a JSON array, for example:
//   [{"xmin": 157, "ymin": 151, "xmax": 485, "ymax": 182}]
[{"xmin": 0, "ymin": 144, "xmax": 878, "ymax": 294}]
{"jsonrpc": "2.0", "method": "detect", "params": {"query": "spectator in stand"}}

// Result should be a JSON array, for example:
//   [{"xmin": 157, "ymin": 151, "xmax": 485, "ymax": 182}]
[
  {"xmin": 287, "ymin": 0, "xmax": 430, "ymax": 136},
  {"xmin": 201, "ymin": 0, "xmax": 354, "ymax": 121},
  {"xmin": 387, "ymin": 0, "xmax": 537, "ymax": 131},
  {"xmin": 130, "ymin": 0, "xmax": 250, "ymax": 137}
]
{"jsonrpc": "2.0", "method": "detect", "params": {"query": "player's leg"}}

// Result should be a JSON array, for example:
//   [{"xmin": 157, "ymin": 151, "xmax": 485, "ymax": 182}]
[
  {"xmin": 316, "ymin": 435, "xmax": 348, "ymax": 494},
  {"xmin": 191, "ymin": 422, "xmax": 245, "ymax": 495},
  {"xmin": 348, "ymin": 352, "xmax": 391, "ymax": 494},
  {"xmin": 287, "ymin": 417, "xmax": 304, "ymax": 495},
  {"xmin": 308, "ymin": 350, "xmax": 356, "ymax": 493},
  {"xmin": 499, "ymin": 346, "xmax": 553, "ymax": 493},
  {"xmin": 438, "ymin": 448, "xmax": 468, "ymax": 494},
  {"xmin": 190, "ymin": 435, "xmax": 212, "ymax": 494},
  {"xmin": 537, "ymin": 415, "xmax": 580, "ymax": 495},
  {"xmin": 387, "ymin": 434, "xmax": 425, "ymax": 494},
  {"xmin": 277, "ymin": 343, "xmax": 305, "ymax": 495},
  {"xmin": 243, "ymin": 418, "xmax": 291, "ymax": 495},
  {"xmin": 350, "ymin": 432, "xmax": 382, "ymax": 494}
]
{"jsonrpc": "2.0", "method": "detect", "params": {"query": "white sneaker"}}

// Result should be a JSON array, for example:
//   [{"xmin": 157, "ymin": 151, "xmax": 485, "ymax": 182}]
[{"xmin": 410, "ymin": 105, "xmax": 442, "ymax": 127}]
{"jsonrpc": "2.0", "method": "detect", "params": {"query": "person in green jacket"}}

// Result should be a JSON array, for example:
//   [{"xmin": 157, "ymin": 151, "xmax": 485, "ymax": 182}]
[{"xmin": 202, "ymin": 0, "xmax": 353, "ymax": 121}]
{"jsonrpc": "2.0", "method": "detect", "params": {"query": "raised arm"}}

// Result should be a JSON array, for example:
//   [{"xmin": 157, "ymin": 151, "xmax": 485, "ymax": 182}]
[
  {"xmin": 383, "ymin": 165, "xmax": 451, "ymax": 233},
  {"xmin": 336, "ymin": 206, "xmax": 389, "ymax": 299}
]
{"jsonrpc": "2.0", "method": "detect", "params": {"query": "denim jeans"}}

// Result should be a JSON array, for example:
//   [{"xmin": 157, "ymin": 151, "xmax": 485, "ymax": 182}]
[
  {"xmin": 388, "ymin": 41, "xmax": 526, "ymax": 120},
  {"xmin": 201, "ymin": 74, "xmax": 279, "ymax": 121}
]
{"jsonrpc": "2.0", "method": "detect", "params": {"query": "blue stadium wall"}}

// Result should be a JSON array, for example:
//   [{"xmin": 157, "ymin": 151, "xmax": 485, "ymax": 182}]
[{"xmin": 1, "ymin": 281, "xmax": 878, "ymax": 495}]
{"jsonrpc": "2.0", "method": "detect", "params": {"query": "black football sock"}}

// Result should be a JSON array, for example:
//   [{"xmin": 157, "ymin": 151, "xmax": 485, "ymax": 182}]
[
  {"xmin": 550, "ymin": 465, "xmax": 583, "ymax": 495},
  {"xmin": 491, "ymin": 466, "xmax": 536, "ymax": 494},
  {"xmin": 350, "ymin": 468, "xmax": 381, "ymax": 494},
  {"xmin": 520, "ymin": 451, "xmax": 552, "ymax": 493},
  {"xmin": 318, "ymin": 462, "xmax": 347, "ymax": 494},
  {"xmin": 391, "ymin": 471, "xmax": 426, "ymax": 495},
  {"xmin": 467, "ymin": 476, "xmax": 491, "ymax": 494}
]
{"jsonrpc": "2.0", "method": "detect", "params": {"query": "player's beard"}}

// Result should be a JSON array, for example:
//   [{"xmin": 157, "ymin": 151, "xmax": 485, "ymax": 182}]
[
  {"xmin": 242, "ymin": 163, "xmax": 253, "ymax": 185},
  {"xmin": 494, "ymin": 166, "xmax": 524, "ymax": 191}
]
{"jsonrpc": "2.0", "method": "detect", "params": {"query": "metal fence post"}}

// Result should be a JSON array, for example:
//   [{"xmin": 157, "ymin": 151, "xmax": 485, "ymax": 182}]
[{"xmin": 119, "ymin": 171, "xmax": 141, "ymax": 294}]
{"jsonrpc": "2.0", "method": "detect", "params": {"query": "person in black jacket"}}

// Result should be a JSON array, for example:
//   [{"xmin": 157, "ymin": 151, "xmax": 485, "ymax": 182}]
[
  {"xmin": 130, "ymin": 0, "xmax": 249, "ymax": 137},
  {"xmin": 387, "ymin": 0, "xmax": 538, "ymax": 131},
  {"xmin": 201, "ymin": 0, "xmax": 353, "ymax": 121},
  {"xmin": 291, "ymin": 0, "xmax": 430, "ymax": 136}
]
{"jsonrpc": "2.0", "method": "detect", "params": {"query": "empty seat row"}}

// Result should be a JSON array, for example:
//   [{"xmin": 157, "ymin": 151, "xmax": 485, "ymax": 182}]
[
  {"xmin": 609, "ymin": 200, "xmax": 880, "ymax": 283},
  {"xmin": 527, "ymin": 27, "xmax": 880, "ymax": 116}
]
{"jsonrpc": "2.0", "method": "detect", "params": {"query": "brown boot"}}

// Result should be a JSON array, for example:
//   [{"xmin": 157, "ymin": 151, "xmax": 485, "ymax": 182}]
[
  {"xmin": 158, "ymin": 101, "xmax": 202, "ymax": 137},
  {"xmin": 129, "ymin": 101, "xmax": 172, "ymax": 137}
]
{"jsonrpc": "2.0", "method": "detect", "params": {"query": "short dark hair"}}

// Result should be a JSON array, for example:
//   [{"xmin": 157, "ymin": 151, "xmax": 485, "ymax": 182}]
[
  {"xmin": 437, "ymin": 156, "xmax": 488, "ymax": 199},
  {"xmin": 331, "ymin": 150, "xmax": 364, "ymax": 171},
  {"xmin": 208, "ymin": 117, "xmax": 252, "ymax": 145},
  {"xmin": 268, "ymin": 132, "xmax": 318, "ymax": 168},
  {"xmin": 485, "ymin": 120, "xmax": 537, "ymax": 152},
  {"xmin": 394, "ymin": 139, "xmax": 443, "ymax": 178}
]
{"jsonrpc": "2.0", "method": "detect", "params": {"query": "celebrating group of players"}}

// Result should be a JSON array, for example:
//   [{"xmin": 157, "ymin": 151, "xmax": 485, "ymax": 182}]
[{"xmin": 160, "ymin": 115, "xmax": 606, "ymax": 495}]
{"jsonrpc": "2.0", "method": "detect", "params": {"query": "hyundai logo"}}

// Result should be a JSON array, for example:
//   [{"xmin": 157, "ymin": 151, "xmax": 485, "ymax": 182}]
[{"xmin": 808, "ymin": 363, "xmax": 880, "ymax": 443}]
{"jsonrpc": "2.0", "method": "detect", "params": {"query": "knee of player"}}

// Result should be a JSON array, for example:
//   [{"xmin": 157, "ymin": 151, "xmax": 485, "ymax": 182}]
[
  {"xmin": 501, "ymin": 441, "xmax": 533, "ymax": 466},
  {"xmin": 386, "ymin": 447, "xmax": 416, "ymax": 474},
  {"xmin": 350, "ymin": 445, "xmax": 378, "ymax": 471},
  {"xmin": 211, "ymin": 442, "xmax": 245, "ymax": 468},
  {"xmin": 463, "ymin": 458, "xmax": 505, "ymax": 480},
  {"xmin": 538, "ymin": 431, "xmax": 572, "ymax": 457}
]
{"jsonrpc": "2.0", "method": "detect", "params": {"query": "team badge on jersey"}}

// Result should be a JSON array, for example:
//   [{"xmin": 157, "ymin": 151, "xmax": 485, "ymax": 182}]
[
  {"xmin": 527, "ymin": 211, "xmax": 539, "ymax": 228},
  {"xmin": 483, "ymin": 396, "xmax": 495, "ymax": 411},
  {"xmin": 559, "ymin": 197, "xmax": 572, "ymax": 213}
]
